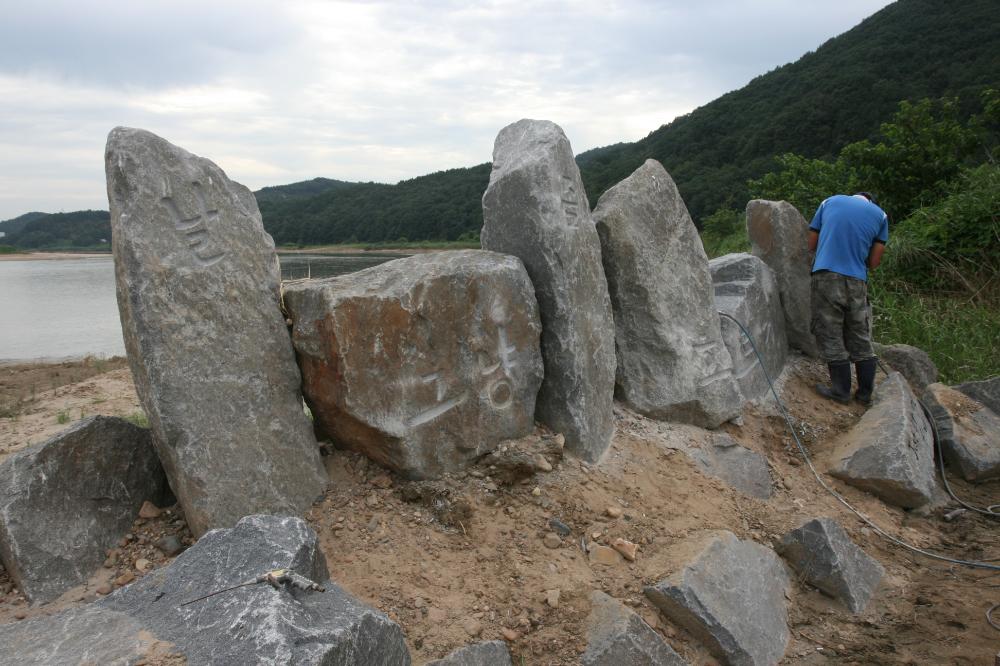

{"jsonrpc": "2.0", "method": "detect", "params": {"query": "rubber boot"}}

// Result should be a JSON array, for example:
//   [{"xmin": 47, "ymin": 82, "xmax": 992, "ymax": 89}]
[
  {"xmin": 854, "ymin": 358, "xmax": 877, "ymax": 407},
  {"xmin": 815, "ymin": 361, "xmax": 852, "ymax": 404}
]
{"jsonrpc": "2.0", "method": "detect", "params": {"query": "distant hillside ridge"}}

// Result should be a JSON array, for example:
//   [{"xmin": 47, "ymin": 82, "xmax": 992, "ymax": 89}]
[
  {"xmin": 577, "ymin": 0, "xmax": 1000, "ymax": 221},
  {"xmin": 253, "ymin": 177, "xmax": 359, "ymax": 204},
  {"xmin": 0, "ymin": 212, "xmax": 48, "ymax": 236},
  {"xmin": 4, "ymin": 210, "xmax": 110, "ymax": 250}
]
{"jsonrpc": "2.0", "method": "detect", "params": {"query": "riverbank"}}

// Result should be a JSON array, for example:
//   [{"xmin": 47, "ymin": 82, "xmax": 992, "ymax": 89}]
[{"xmin": 0, "ymin": 251, "xmax": 111, "ymax": 262}]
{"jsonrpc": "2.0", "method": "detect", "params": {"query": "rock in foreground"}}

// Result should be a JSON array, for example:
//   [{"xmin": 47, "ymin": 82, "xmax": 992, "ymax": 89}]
[
  {"xmin": 777, "ymin": 517, "xmax": 884, "ymax": 613},
  {"xmin": 955, "ymin": 376, "xmax": 1000, "ymax": 416},
  {"xmin": 746, "ymin": 200, "xmax": 818, "ymax": 357},
  {"xmin": 923, "ymin": 383, "xmax": 1000, "ymax": 482},
  {"xmin": 710, "ymin": 253, "xmax": 788, "ymax": 401},
  {"xmin": 481, "ymin": 119, "xmax": 616, "ymax": 462},
  {"xmin": 285, "ymin": 251, "xmax": 544, "ymax": 479},
  {"xmin": 106, "ymin": 127, "xmax": 326, "ymax": 536},
  {"xmin": 594, "ymin": 159, "xmax": 741, "ymax": 427},
  {"xmin": 829, "ymin": 373, "xmax": 937, "ymax": 508},
  {"xmin": 687, "ymin": 434, "xmax": 773, "ymax": 499},
  {"xmin": 0, "ymin": 416, "xmax": 167, "ymax": 604},
  {"xmin": 644, "ymin": 531, "xmax": 790, "ymax": 666},
  {"xmin": 875, "ymin": 343, "xmax": 938, "ymax": 392},
  {"xmin": 426, "ymin": 641, "xmax": 512, "ymax": 665},
  {"xmin": 582, "ymin": 590, "xmax": 687, "ymax": 665}
]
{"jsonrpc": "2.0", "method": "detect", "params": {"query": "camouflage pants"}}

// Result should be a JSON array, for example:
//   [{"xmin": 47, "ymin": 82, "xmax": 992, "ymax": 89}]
[{"xmin": 810, "ymin": 271, "xmax": 875, "ymax": 363}]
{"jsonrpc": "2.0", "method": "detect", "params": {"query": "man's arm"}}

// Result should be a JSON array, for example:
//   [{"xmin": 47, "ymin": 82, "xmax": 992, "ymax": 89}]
[
  {"xmin": 808, "ymin": 229, "xmax": 819, "ymax": 252},
  {"xmin": 868, "ymin": 241, "xmax": 885, "ymax": 269}
]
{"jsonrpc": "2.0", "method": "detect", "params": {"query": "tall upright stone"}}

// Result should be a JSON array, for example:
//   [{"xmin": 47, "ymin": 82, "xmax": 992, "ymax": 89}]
[
  {"xmin": 710, "ymin": 253, "xmax": 788, "ymax": 401},
  {"xmin": 285, "ymin": 251, "xmax": 544, "ymax": 479},
  {"xmin": 746, "ymin": 200, "xmax": 818, "ymax": 357},
  {"xmin": 105, "ymin": 127, "xmax": 327, "ymax": 537},
  {"xmin": 481, "ymin": 120, "xmax": 616, "ymax": 461},
  {"xmin": 594, "ymin": 160, "xmax": 741, "ymax": 427}
]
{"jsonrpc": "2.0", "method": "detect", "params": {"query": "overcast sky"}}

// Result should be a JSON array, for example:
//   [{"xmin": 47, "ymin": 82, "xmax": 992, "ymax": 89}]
[{"xmin": 0, "ymin": 0, "xmax": 893, "ymax": 220}]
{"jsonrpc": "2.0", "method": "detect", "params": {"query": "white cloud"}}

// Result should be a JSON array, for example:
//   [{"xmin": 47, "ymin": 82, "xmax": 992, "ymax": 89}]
[{"xmin": 0, "ymin": 0, "xmax": 893, "ymax": 219}]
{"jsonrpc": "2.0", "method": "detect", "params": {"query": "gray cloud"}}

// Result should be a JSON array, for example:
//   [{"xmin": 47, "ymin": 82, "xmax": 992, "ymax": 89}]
[{"xmin": 0, "ymin": 0, "xmax": 892, "ymax": 219}]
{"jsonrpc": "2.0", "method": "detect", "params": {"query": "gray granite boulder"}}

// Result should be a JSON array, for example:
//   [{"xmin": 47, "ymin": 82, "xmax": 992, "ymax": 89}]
[
  {"xmin": 956, "ymin": 376, "xmax": 1000, "ymax": 415},
  {"xmin": 746, "ymin": 200, "xmax": 818, "ymax": 357},
  {"xmin": 687, "ymin": 434, "xmax": 772, "ymax": 499},
  {"xmin": 923, "ymin": 383, "xmax": 1000, "ymax": 482},
  {"xmin": 481, "ymin": 119, "xmax": 616, "ymax": 461},
  {"xmin": 0, "ymin": 606, "xmax": 181, "ymax": 665},
  {"xmin": 105, "ymin": 127, "xmax": 326, "ymax": 537},
  {"xmin": 710, "ymin": 253, "xmax": 788, "ymax": 401},
  {"xmin": 874, "ymin": 343, "xmax": 937, "ymax": 392},
  {"xmin": 427, "ymin": 641, "xmax": 512, "ymax": 665},
  {"xmin": 0, "ymin": 515, "xmax": 409, "ymax": 665},
  {"xmin": 582, "ymin": 590, "xmax": 687, "ymax": 666},
  {"xmin": 99, "ymin": 514, "xmax": 410, "ymax": 664},
  {"xmin": 285, "ymin": 251, "xmax": 544, "ymax": 479},
  {"xmin": 776, "ymin": 517, "xmax": 884, "ymax": 613},
  {"xmin": 829, "ymin": 373, "xmax": 937, "ymax": 508},
  {"xmin": 644, "ymin": 531, "xmax": 790, "ymax": 666},
  {"xmin": 0, "ymin": 416, "xmax": 168, "ymax": 604},
  {"xmin": 594, "ymin": 159, "xmax": 741, "ymax": 427}
]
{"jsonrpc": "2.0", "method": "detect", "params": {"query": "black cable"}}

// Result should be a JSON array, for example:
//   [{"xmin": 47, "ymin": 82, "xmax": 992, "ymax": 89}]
[{"xmin": 718, "ymin": 311, "xmax": 1000, "ymax": 572}]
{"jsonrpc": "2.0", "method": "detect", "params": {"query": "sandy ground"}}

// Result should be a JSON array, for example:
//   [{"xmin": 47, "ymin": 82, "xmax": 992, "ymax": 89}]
[
  {"xmin": 1, "ymin": 357, "xmax": 999, "ymax": 664},
  {"xmin": 0, "ymin": 252, "xmax": 111, "ymax": 261}
]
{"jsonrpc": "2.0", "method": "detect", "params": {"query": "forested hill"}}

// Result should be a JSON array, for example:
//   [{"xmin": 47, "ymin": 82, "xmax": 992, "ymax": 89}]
[
  {"xmin": 253, "ymin": 177, "xmax": 358, "ymax": 204},
  {"xmin": 2, "ymin": 210, "xmax": 110, "ymax": 250},
  {"xmin": 0, "ymin": 212, "xmax": 48, "ymax": 236},
  {"xmin": 577, "ymin": 0, "xmax": 1000, "ymax": 221}
]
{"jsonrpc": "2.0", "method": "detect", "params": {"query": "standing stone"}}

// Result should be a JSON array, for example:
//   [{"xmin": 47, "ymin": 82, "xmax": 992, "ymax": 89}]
[
  {"xmin": 710, "ymin": 253, "xmax": 788, "ymax": 401},
  {"xmin": 582, "ymin": 590, "xmax": 687, "ymax": 666},
  {"xmin": 284, "ymin": 251, "xmax": 544, "ymax": 479},
  {"xmin": 594, "ymin": 159, "xmax": 741, "ymax": 427},
  {"xmin": 776, "ymin": 517, "xmax": 884, "ymax": 614},
  {"xmin": 746, "ymin": 200, "xmax": 818, "ymax": 357},
  {"xmin": 923, "ymin": 383, "xmax": 1000, "ymax": 482},
  {"xmin": 426, "ymin": 641, "xmax": 513, "ymax": 665},
  {"xmin": 828, "ymin": 373, "xmax": 937, "ymax": 508},
  {"xmin": 686, "ymin": 434, "xmax": 773, "ymax": 499},
  {"xmin": 956, "ymin": 376, "xmax": 1000, "ymax": 415},
  {"xmin": 105, "ymin": 128, "xmax": 326, "ymax": 537},
  {"xmin": 874, "ymin": 343, "xmax": 937, "ymax": 392},
  {"xmin": 644, "ymin": 531, "xmax": 790, "ymax": 666},
  {"xmin": 481, "ymin": 120, "xmax": 616, "ymax": 461},
  {"xmin": 0, "ymin": 416, "xmax": 167, "ymax": 604}
]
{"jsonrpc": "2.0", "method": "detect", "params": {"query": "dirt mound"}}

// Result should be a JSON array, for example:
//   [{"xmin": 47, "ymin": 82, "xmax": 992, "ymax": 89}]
[{"xmin": 1, "ymin": 357, "xmax": 998, "ymax": 664}]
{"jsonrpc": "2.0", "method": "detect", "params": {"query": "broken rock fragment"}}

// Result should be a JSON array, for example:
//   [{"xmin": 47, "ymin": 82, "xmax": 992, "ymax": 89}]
[
  {"xmin": 426, "ymin": 640, "xmax": 513, "ymax": 665},
  {"xmin": 923, "ymin": 383, "xmax": 1000, "ymax": 482},
  {"xmin": 776, "ymin": 517, "xmax": 884, "ymax": 613},
  {"xmin": 105, "ymin": 127, "xmax": 326, "ymax": 537},
  {"xmin": 955, "ymin": 376, "xmax": 1000, "ymax": 417},
  {"xmin": 875, "ymin": 343, "xmax": 938, "ymax": 392},
  {"xmin": 285, "ymin": 250, "xmax": 544, "ymax": 479},
  {"xmin": 481, "ymin": 119, "xmax": 616, "ymax": 462},
  {"xmin": 594, "ymin": 159, "xmax": 741, "ymax": 427},
  {"xmin": 644, "ymin": 531, "xmax": 790, "ymax": 666},
  {"xmin": 0, "ymin": 416, "xmax": 168, "ymax": 604},
  {"xmin": 829, "ymin": 372, "xmax": 937, "ymax": 508},
  {"xmin": 582, "ymin": 591, "xmax": 687, "ymax": 666}
]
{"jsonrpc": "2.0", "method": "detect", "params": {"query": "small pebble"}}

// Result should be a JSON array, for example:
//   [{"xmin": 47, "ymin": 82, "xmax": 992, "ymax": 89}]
[{"xmin": 542, "ymin": 533, "xmax": 561, "ymax": 549}]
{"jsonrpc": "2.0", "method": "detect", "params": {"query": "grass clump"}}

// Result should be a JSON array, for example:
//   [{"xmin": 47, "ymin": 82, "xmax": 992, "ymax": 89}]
[
  {"xmin": 123, "ymin": 410, "xmax": 150, "ymax": 428},
  {"xmin": 56, "ymin": 410, "xmax": 70, "ymax": 425}
]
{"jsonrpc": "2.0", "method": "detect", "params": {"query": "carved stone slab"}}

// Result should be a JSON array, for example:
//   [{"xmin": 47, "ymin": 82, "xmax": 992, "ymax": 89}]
[
  {"xmin": 105, "ymin": 127, "xmax": 326, "ymax": 537},
  {"xmin": 481, "ymin": 119, "xmax": 616, "ymax": 461},
  {"xmin": 284, "ymin": 250, "xmax": 544, "ymax": 479},
  {"xmin": 594, "ymin": 159, "xmax": 741, "ymax": 427},
  {"xmin": 746, "ymin": 200, "xmax": 818, "ymax": 357},
  {"xmin": 710, "ymin": 252, "xmax": 788, "ymax": 401},
  {"xmin": 0, "ymin": 416, "xmax": 167, "ymax": 604}
]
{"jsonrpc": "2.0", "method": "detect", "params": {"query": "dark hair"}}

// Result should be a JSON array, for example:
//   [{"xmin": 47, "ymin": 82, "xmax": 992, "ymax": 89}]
[{"xmin": 855, "ymin": 191, "xmax": 877, "ymax": 204}]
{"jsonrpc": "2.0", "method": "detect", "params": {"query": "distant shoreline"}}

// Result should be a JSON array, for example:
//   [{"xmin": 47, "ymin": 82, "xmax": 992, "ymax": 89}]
[{"xmin": 0, "ymin": 251, "xmax": 112, "ymax": 262}]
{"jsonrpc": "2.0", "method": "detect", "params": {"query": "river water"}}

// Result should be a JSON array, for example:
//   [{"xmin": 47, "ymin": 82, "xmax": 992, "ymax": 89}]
[{"xmin": 0, "ymin": 253, "xmax": 402, "ymax": 362}]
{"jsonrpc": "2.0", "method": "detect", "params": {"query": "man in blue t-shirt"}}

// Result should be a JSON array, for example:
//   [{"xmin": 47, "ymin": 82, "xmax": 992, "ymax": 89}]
[{"xmin": 808, "ymin": 192, "xmax": 889, "ymax": 406}]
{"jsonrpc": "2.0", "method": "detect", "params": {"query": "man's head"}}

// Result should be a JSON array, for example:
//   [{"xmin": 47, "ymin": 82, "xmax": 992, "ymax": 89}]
[{"xmin": 854, "ymin": 191, "xmax": 877, "ymax": 204}]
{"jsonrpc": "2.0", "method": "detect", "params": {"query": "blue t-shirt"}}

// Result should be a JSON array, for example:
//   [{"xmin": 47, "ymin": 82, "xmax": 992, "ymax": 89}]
[{"xmin": 810, "ymin": 194, "xmax": 889, "ymax": 282}]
